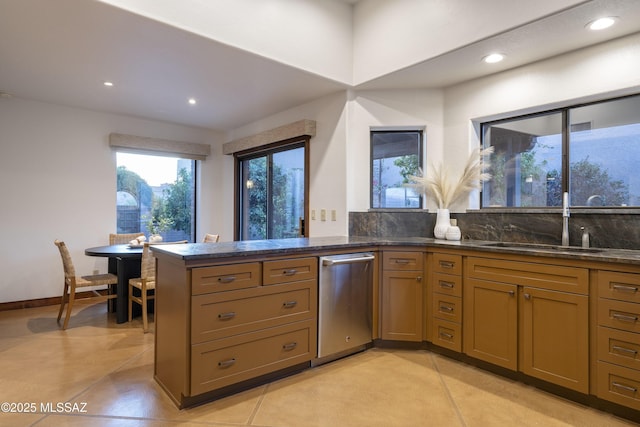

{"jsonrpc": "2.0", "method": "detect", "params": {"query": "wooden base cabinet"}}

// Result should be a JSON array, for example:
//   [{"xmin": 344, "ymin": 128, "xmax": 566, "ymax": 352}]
[
  {"xmin": 596, "ymin": 270, "xmax": 640, "ymax": 410},
  {"xmin": 381, "ymin": 251, "xmax": 424, "ymax": 342},
  {"xmin": 463, "ymin": 278, "xmax": 517, "ymax": 370},
  {"xmin": 464, "ymin": 257, "xmax": 589, "ymax": 394},
  {"xmin": 520, "ymin": 286, "xmax": 589, "ymax": 393},
  {"xmin": 431, "ymin": 253, "xmax": 463, "ymax": 351},
  {"xmin": 154, "ymin": 255, "xmax": 317, "ymax": 408}
]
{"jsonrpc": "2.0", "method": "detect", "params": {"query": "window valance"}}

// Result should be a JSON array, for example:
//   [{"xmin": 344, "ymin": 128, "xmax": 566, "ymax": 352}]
[
  {"xmin": 109, "ymin": 133, "xmax": 211, "ymax": 160},
  {"xmin": 222, "ymin": 119, "xmax": 316, "ymax": 155}
]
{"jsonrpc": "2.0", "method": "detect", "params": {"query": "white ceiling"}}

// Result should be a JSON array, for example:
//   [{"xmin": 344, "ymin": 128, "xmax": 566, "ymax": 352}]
[{"xmin": 1, "ymin": 0, "xmax": 640, "ymax": 132}]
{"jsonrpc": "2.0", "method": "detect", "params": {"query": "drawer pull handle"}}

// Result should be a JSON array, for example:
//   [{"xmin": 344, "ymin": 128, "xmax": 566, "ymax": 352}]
[
  {"xmin": 282, "ymin": 300, "xmax": 298, "ymax": 309},
  {"xmin": 524, "ymin": 293, "xmax": 531, "ymax": 300},
  {"xmin": 416, "ymin": 276, "xmax": 422, "ymax": 282},
  {"xmin": 439, "ymin": 261, "xmax": 455, "ymax": 269},
  {"xmin": 612, "ymin": 284, "xmax": 639, "ymax": 293},
  {"xmin": 612, "ymin": 345, "xmax": 638, "ymax": 356},
  {"xmin": 439, "ymin": 305, "xmax": 454, "ymax": 312},
  {"xmin": 218, "ymin": 276, "xmax": 236, "ymax": 283},
  {"xmin": 439, "ymin": 281, "xmax": 455, "ymax": 289},
  {"xmin": 612, "ymin": 382, "xmax": 637, "ymax": 393},
  {"xmin": 395, "ymin": 259, "xmax": 411, "ymax": 264},
  {"xmin": 218, "ymin": 312, "xmax": 236, "ymax": 321},
  {"xmin": 218, "ymin": 358, "xmax": 236, "ymax": 368},
  {"xmin": 283, "ymin": 269, "xmax": 297, "ymax": 276},
  {"xmin": 282, "ymin": 342, "xmax": 298, "ymax": 351},
  {"xmin": 439, "ymin": 331, "xmax": 454, "ymax": 339},
  {"xmin": 508, "ymin": 290, "xmax": 515, "ymax": 297},
  {"xmin": 612, "ymin": 312, "xmax": 638, "ymax": 323}
]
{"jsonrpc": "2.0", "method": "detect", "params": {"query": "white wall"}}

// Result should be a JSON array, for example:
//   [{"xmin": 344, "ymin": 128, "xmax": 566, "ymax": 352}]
[
  {"xmin": 442, "ymin": 31, "xmax": 640, "ymax": 211},
  {"xmin": 101, "ymin": 0, "xmax": 353, "ymax": 84},
  {"xmin": 4, "ymin": 25, "xmax": 640, "ymax": 305},
  {"xmin": 0, "ymin": 97, "xmax": 221, "ymax": 303},
  {"xmin": 347, "ymin": 89, "xmax": 444, "ymax": 211},
  {"xmin": 226, "ymin": 92, "xmax": 350, "ymax": 237},
  {"xmin": 352, "ymin": 0, "xmax": 583, "ymax": 84}
]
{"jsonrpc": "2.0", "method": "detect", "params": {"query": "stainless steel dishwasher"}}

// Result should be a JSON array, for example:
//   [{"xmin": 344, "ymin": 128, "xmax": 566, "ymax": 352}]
[{"xmin": 316, "ymin": 252, "xmax": 375, "ymax": 365}]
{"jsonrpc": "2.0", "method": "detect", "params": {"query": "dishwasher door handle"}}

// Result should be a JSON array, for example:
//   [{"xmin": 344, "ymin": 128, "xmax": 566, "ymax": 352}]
[{"xmin": 322, "ymin": 255, "xmax": 375, "ymax": 266}]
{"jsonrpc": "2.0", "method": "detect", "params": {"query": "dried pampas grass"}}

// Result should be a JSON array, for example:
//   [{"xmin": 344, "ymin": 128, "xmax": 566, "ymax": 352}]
[{"xmin": 408, "ymin": 146, "xmax": 493, "ymax": 209}]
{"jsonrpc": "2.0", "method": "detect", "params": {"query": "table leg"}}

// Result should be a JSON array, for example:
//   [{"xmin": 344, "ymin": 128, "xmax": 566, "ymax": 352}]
[
  {"xmin": 115, "ymin": 257, "xmax": 140, "ymax": 324},
  {"xmin": 108, "ymin": 258, "xmax": 117, "ymax": 313}
]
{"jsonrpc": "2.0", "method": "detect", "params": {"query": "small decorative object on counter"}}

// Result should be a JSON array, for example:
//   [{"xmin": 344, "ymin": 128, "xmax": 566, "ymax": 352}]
[
  {"xmin": 445, "ymin": 219, "xmax": 461, "ymax": 241},
  {"xmin": 434, "ymin": 208, "xmax": 451, "ymax": 239},
  {"xmin": 581, "ymin": 227, "xmax": 590, "ymax": 248}
]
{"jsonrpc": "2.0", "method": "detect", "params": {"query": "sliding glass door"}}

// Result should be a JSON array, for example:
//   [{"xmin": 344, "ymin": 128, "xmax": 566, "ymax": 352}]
[{"xmin": 237, "ymin": 141, "xmax": 307, "ymax": 240}]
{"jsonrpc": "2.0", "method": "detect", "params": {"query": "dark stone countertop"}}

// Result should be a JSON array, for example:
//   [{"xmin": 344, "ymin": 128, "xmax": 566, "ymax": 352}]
[{"xmin": 151, "ymin": 236, "xmax": 640, "ymax": 267}]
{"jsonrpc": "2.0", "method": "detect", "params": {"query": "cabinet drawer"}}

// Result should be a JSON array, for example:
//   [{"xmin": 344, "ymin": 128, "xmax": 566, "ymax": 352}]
[
  {"xmin": 192, "ymin": 263, "xmax": 261, "ymax": 295},
  {"xmin": 597, "ymin": 361, "xmax": 640, "ymax": 411},
  {"xmin": 263, "ymin": 257, "xmax": 317, "ymax": 285},
  {"xmin": 597, "ymin": 326, "xmax": 640, "ymax": 371},
  {"xmin": 598, "ymin": 271, "xmax": 640, "ymax": 304},
  {"xmin": 432, "ymin": 293, "xmax": 462, "ymax": 324},
  {"xmin": 192, "ymin": 280, "xmax": 316, "ymax": 344},
  {"xmin": 383, "ymin": 251, "xmax": 423, "ymax": 271},
  {"xmin": 432, "ymin": 253, "xmax": 462, "ymax": 276},
  {"xmin": 432, "ymin": 318, "xmax": 461, "ymax": 352},
  {"xmin": 433, "ymin": 273, "xmax": 462, "ymax": 297},
  {"xmin": 191, "ymin": 320, "xmax": 315, "ymax": 396},
  {"xmin": 598, "ymin": 298, "xmax": 640, "ymax": 333},
  {"xmin": 465, "ymin": 257, "xmax": 588, "ymax": 295}
]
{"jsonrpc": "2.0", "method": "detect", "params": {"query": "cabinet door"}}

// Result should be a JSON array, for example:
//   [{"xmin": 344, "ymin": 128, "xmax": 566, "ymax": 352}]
[
  {"xmin": 521, "ymin": 287, "xmax": 589, "ymax": 393},
  {"xmin": 463, "ymin": 278, "xmax": 517, "ymax": 370},
  {"xmin": 381, "ymin": 271, "xmax": 423, "ymax": 341}
]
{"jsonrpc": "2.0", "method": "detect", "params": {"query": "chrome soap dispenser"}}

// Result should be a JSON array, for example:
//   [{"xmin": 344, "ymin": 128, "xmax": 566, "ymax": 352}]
[{"xmin": 581, "ymin": 227, "xmax": 590, "ymax": 248}]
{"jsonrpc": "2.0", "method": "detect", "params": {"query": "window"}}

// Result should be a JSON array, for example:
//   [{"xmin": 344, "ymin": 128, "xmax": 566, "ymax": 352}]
[
  {"xmin": 116, "ymin": 153, "xmax": 196, "ymax": 242},
  {"xmin": 482, "ymin": 94, "xmax": 640, "ymax": 208},
  {"xmin": 371, "ymin": 130, "xmax": 423, "ymax": 208},
  {"xmin": 236, "ymin": 139, "xmax": 308, "ymax": 240}
]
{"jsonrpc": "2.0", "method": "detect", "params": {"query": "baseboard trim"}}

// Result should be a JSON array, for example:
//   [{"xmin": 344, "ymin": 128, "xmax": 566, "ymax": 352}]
[{"xmin": 0, "ymin": 291, "xmax": 109, "ymax": 312}]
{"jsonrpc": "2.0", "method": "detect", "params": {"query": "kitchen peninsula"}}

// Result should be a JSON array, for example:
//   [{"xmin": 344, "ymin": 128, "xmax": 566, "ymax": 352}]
[{"xmin": 152, "ymin": 237, "xmax": 640, "ymax": 422}]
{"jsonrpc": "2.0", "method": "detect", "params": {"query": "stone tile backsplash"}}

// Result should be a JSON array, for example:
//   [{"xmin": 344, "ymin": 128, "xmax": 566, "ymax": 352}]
[{"xmin": 349, "ymin": 210, "xmax": 640, "ymax": 250}]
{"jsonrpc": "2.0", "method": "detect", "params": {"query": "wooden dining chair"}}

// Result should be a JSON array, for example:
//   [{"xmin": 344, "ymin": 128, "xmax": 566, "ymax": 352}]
[
  {"xmin": 203, "ymin": 233, "xmax": 220, "ymax": 243},
  {"xmin": 54, "ymin": 240, "xmax": 118, "ymax": 330},
  {"xmin": 109, "ymin": 232, "xmax": 144, "ymax": 245},
  {"xmin": 128, "ymin": 241, "xmax": 187, "ymax": 332}
]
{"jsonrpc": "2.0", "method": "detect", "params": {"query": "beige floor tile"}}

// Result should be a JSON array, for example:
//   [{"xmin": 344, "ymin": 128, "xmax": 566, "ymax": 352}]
[
  {"xmin": 252, "ymin": 349, "xmax": 463, "ymax": 427},
  {"xmin": 0, "ymin": 411, "xmax": 45, "ymax": 427},
  {"xmin": 432, "ymin": 354, "xmax": 637, "ymax": 427},
  {"xmin": 0, "ymin": 303, "xmax": 637, "ymax": 427},
  {"xmin": 74, "ymin": 345, "xmax": 267, "ymax": 425}
]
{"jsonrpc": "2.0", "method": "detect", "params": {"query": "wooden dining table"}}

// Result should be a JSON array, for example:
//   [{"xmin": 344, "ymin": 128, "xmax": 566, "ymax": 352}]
[{"xmin": 85, "ymin": 244, "xmax": 143, "ymax": 323}]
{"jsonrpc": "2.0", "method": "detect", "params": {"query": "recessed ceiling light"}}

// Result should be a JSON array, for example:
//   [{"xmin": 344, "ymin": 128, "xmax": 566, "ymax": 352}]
[
  {"xmin": 188, "ymin": 98, "xmax": 197, "ymax": 105},
  {"xmin": 483, "ymin": 53, "xmax": 504, "ymax": 64},
  {"xmin": 103, "ymin": 81, "xmax": 114, "ymax": 87},
  {"xmin": 587, "ymin": 17, "xmax": 617, "ymax": 31}
]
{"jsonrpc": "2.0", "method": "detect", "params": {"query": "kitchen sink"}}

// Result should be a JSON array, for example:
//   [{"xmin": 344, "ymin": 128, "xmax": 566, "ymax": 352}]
[{"xmin": 482, "ymin": 242, "xmax": 604, "ymax": 253}]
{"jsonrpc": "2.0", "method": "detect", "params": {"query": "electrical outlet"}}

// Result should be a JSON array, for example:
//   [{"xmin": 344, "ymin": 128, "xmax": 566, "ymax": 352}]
[
  {"xmin": 311, "ymin": 209, "xmax": 316, "ymax": 220},
  {"xmin": 320, "ymin": 209, "xmax": 326, "ymax": 221},
  {"xmin": 331, "ymin": 210, "xmax": 337, "ymax": 221}
]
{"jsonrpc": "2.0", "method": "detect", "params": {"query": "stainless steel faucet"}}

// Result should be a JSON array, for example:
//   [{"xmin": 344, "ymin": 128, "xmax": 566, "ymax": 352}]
[{"xmin": 561, "ymin": 192, "xmax": 570, "ymax": 246}]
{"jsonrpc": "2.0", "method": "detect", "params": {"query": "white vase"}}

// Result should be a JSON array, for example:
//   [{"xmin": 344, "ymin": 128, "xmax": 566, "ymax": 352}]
[{"xmin": 434, "ymin": 208, "xmax": 450, "ymax": 239}]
